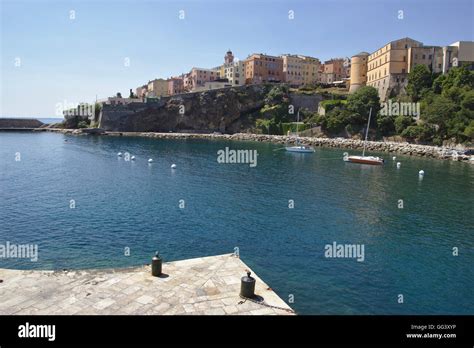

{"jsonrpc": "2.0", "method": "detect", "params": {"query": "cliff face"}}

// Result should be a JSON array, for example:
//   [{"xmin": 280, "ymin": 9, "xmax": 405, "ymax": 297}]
[{"xmin": 98, "ymin": 85, "xmax": 268, "ymax": 133}]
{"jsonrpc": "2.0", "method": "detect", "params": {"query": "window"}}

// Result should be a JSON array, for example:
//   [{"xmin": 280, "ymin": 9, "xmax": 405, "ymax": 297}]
[
  {"xmin": 429, "ymin": 55, "xmax": 432, "ymax": 59},
  {"xmin": 422, "ymin": 54, "xmax": 426, "ymax": 59},
  {"xmin": 403, "ymin": 56, "xmax": 406, "ymax": 62}
]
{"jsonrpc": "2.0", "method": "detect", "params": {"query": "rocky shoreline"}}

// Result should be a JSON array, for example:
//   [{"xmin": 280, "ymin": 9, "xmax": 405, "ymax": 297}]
[{"xmin": 34, "ymin": 127, "xmax": 473, "ymax": 162}]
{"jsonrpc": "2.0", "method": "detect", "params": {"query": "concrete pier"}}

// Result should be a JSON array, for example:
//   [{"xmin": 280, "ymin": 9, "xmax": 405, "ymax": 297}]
[{"xmin": 0, "ymin": 254, "xmax": 294, "ymax": 315}]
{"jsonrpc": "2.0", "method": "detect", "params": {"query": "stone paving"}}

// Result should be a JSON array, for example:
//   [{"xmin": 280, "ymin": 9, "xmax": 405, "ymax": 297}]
[{"xmin": 0, "ymin": 254, "xmax": 294, "ymax": 315}]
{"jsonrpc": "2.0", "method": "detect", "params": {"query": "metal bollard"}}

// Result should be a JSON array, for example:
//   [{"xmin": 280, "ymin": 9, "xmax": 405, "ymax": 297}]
[
  {"xmin": 240, "ymin": 271, "xmax": 256, "ymax": 298},
  {"xmin": 151, "ymin": 251, "xmax": 162, "ymax": 277}
]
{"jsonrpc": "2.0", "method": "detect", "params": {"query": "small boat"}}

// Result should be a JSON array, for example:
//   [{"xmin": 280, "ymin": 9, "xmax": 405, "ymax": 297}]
[
  {"xmin": 286, "ymin": 145, "xmax": 315, "ymax": 153},
  {"xmin": 344, "ymin": 107, "xmax": 384, "ymax": 165},
  {"xmin": 345, "ymin": 155, "xmax": 384, "ymax": 165},
  {"xmin": 285, "ymin": 110, "xmax": 315, "ymax": 153}
]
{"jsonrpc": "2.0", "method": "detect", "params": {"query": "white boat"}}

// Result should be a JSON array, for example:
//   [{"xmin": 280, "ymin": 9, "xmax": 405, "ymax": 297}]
[
  {"xmin": 344, "ymin": 107, "xmax": 384, "ymax": 165},
  {"xmin": 286, "ymin": 145, "xmax": 315, "ymax": 153},
  {"xmin": 285, "ymin": 110, "xmax": 315, "ymax": 153}
]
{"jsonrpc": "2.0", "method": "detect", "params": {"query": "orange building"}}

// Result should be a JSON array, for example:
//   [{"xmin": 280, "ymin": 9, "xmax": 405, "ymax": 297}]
[
  {"xmin": 244, "ymin": 53, "xmax": 284, "ymax": 84},
  {"xmin": 319, "ymin": 58, "xmax": 348, "ymax": 84}
]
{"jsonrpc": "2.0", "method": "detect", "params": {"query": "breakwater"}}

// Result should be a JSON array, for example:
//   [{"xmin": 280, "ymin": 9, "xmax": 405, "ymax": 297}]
[
  {"xmin": 0, "ymin": 118, "xmax": 44, "ymax": 129},
  {"xmin": 35, "ymin": 128, "xmax": 473, "ymax": 161}
]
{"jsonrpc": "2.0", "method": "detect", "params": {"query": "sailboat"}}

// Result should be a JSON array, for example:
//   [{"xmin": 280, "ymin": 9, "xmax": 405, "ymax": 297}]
[
  {"xmin": 344, "ymin": 107, "xmax": 384, "ymax": 165},
  {"xmin": 285, "ymin": 110, "xmax": 315, "ymax": 153}
]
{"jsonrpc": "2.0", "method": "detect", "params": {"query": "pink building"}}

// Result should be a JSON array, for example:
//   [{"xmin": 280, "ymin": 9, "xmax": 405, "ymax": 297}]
[
  {"xmin": 186, "ymin": 67, "xmax": 220, "ymax": 91},
  {"xmin": 168, "ymin": 76, "xmax": 185, "ymax": 95}
]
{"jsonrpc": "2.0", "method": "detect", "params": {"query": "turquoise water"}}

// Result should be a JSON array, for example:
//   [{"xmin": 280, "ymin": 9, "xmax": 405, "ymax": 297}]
[{"xmin": 0, "ymin": 132, "xmax": 473, "ymax": 314}]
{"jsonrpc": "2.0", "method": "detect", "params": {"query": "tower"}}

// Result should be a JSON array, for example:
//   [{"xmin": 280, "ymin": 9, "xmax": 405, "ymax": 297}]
[
  {"xmin": 349, "ymin": 52, "xmax": 369, "ymax": 93},
  {"xmin": 224, "ymin": 50, "xmax": 234, "ymax": 64}
]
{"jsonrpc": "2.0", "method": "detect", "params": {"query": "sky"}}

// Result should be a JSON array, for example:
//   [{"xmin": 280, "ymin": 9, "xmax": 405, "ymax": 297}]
[{"xmin": 1, "ymin": 0, "xmax": 473, "ymax": 118}]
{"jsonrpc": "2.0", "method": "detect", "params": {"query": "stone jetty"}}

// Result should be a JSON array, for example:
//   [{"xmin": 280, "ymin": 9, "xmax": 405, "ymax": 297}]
[{"xmin": 0, "ymin": 254, "xmax": 294, "ymax": 315}]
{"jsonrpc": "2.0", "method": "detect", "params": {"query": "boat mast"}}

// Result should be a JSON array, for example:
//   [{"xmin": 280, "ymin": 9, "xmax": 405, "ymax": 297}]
[
  {"xmin": 296, "ymin": 109, "xmax": 299, "ymax": 145},
  {"xmin": 362, "ymin": 107, "xmax": 372, "ymax": 157}
]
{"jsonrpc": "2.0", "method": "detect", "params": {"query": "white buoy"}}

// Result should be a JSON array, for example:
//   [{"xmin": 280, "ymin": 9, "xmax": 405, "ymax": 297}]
[
  {"xmin": 171, "ymin": 164, "xmax": 177, "ymax": 169},
  {"xmin": 131, "ymin": 156, "xmax": 136, "ymax": 161},
  {"xmin": 392, "ymin": 156, "xmax": 396, "ymax": 161},
  {"xmin": 419, "ymin": 170, "xmax": 425, "ymax": 176},
  {"xmin": 396, "ymin": 162, "xmax": 401, "ymax": 168},
  {"xmin": 117, "ymin": 152, "xmax": 123, "ymax": 157},
  {"xmin": 148, "ymin": 159, "xmax": 153, "ymax": 163}
]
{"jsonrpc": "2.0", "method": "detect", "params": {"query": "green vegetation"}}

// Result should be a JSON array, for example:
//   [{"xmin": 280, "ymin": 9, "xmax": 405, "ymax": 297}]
[
  {"xmin": 320, "ymin": 99, "xmax": 347, "ymax": 113},
  {"xmin": 306, "ymin": 65, "xmax": 474, "ymax": 145},
  {"xmin": 255, "ymin": 85, "xmax": 292, "ymax": 135}
]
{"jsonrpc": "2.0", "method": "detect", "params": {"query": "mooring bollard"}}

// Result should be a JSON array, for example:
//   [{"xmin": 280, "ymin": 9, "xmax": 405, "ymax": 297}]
[
  {"xmin": 151, "ymin": 251, "xmax": 162, "ymax": 277},
  {"xmin": 240, "ymin": 271, "xmax": 256, "ymax": 298}
]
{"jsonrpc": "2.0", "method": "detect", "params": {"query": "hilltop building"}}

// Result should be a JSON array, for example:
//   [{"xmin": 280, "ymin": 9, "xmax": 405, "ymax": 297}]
[
  {"xmin": 442, "ymin": 41, "xmax": 474, "ymax": 73},
  {"xmin": 184, "ymin": 67, "xmax": 221, "ymax": 91},
  {"xmin": 319, "ymin": 58, "xmax": 349, "ymax": 85},
  {"xmin": 281, "ymin": 54, "xmax": 320, "ymax": 86},
  {"xmin": 244, "ymin": 53, "xmax": 284, "ymax": 84},
  {"xmin": 168, "ymin": 76, "xmax": 185, "ymax": 96},
  {"xmin": 147, "ymin": 78, "xmax": 169, "ymax": 97}
]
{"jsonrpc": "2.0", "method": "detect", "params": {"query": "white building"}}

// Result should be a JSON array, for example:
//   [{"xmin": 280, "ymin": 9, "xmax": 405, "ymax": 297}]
[
  {"xmin": 223, "ymin": 60, "xmax": 245, "ymax": 86},
  {"xmin": 442, "ymin": 41, "xmax": 474, "ymax": 73}
]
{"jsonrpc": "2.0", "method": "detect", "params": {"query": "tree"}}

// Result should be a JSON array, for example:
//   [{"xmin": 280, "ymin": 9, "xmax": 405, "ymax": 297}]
[
  {"xmin": 346, "ymin": 86, "xmax": 380, "ymax": 125},
  {"xmin": 421, "ymin": 95, "xmax": 457, "ymax": 137},
  {"xmin": 376, "ymin": 113, "xmax": 396, "ymax": 136},
  {"xmin": 322, "ymin": 109, "xmax": 352, "ymax": 134},
  {"xmin": 406, "ymin": 64, "xmax": 432, "ymax": 102},
  {"xmin": 463, "ymin": 120, "xmax": 474, "ymax": 140},
  {"xmin": 394, "ymin": 115, "xmax": 414, "ymax": 134},
  {"xmin": 432, "ymin": 74, "xmax": 446, "ymax": 94},
  {"xmin": 461, "ymin": 90, "xmax": 474, "ymax": 111},
  {"xmin": 441, "ymin": 65, "xmax": 474, "ymax": 90}
]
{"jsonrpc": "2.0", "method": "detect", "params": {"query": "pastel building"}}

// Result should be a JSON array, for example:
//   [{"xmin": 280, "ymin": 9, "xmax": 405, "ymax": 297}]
[
  {"xmin": 408, "ymin": 46, "xmax": 444, "ymax": 73},
  {"xmin": 135, "ymin": 85, "xmax": 148, "ymax": 98},
  {"xmin": 147, "ymin": 78, "xmax": 169, "ymax": 97},
  {"xmin": 168, "ymin": 76, "xmax": 185, "ymax": 96},
  {"xmin": 281, "ymin": 54, "xmax": 321, "ymax": 86},
  {"xmin": 186, "ymin": 67, "xmax": 221, "ymax": 91},
  {"xmin": 221, "ymin": 50, "xmax": 246, "ymax": 86},
  {"xmin": 319, "ymin": 58, "xmax": 349, "ymax": 84},
  {"xmin": 366, "ymin": 37, "xmax": 423, "ymax": 100},
  {"xmin": 244, "ymin": 53, "xmax": 284, "ymax": 84}
]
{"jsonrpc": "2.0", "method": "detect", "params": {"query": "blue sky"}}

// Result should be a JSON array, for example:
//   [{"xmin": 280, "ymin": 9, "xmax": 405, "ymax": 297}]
[{"xmin": 1, "ymin": 0, "xmax": 473, "ymax": 117}]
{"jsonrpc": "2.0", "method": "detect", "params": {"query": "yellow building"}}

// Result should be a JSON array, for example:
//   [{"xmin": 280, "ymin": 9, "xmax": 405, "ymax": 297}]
[
  {"xmin": 147, "ymin": 78, "xmax": 169, "ymax": 97},
  {"xmin": 366, "ymin": 37, "xmax": 422, "ymax": 100},
  {"xmin": 281, "ymin": 54, "xmax": 320, "ymax": 86}
]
